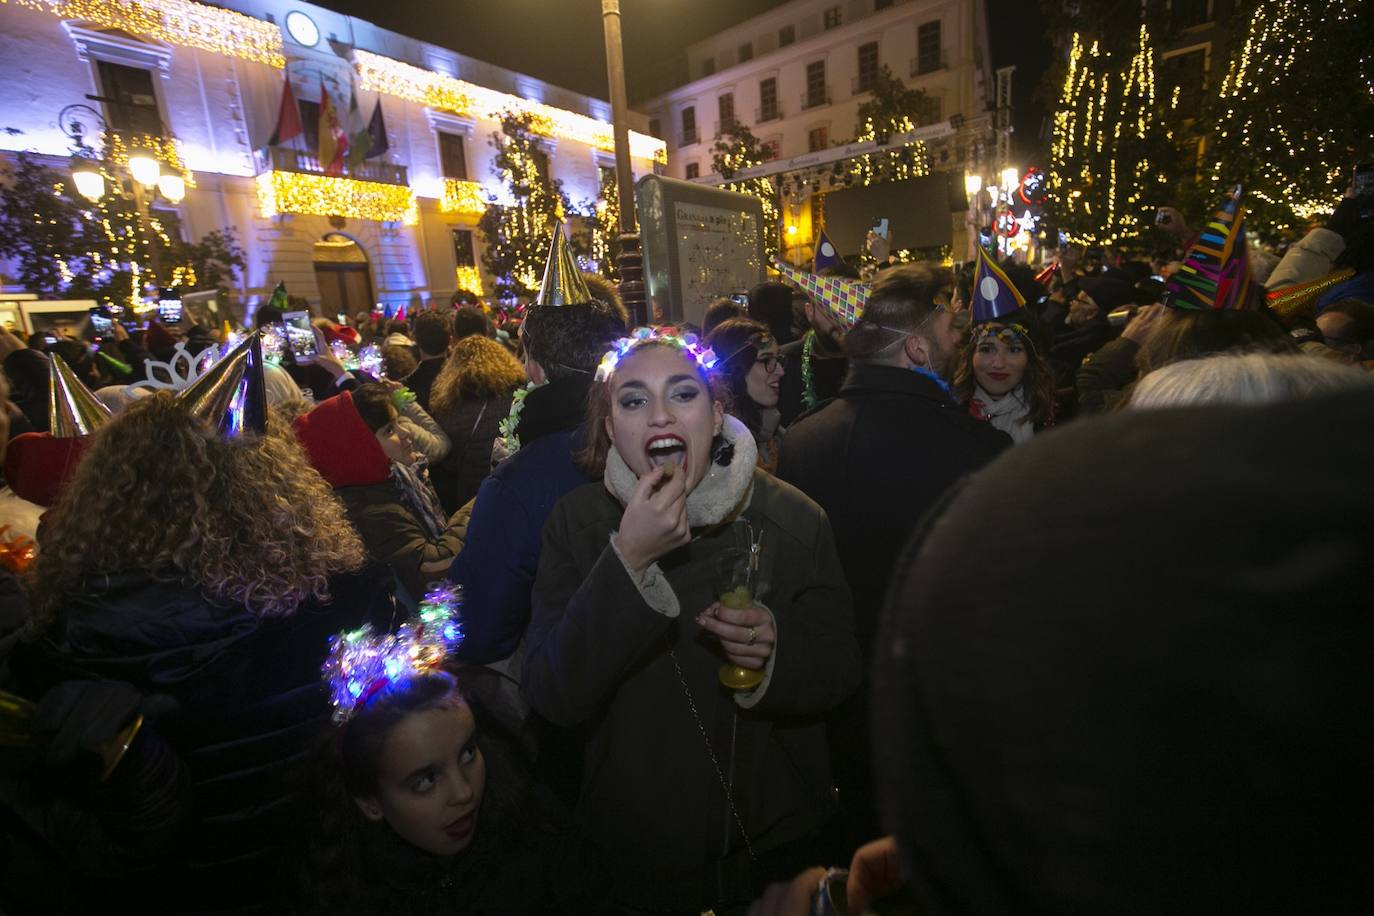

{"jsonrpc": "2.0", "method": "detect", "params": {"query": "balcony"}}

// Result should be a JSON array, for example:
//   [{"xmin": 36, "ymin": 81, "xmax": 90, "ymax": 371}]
[
  {"xmin": 440, "ymin": 177, "xmax": 487, "ymax": 219},
  {"xmin": 910, "ymin": 49, "xmax": 949, "ymax": 78},
  {"xmin": 756, "ymin": 105, "xmax": 782, "ymax": 123},
  {"xmin": 800, "ymin": 90, "xmax": 830, "ymax": 111},
  {"xmin": 680, "ymin": 127, "xmax": 700, "ymax": 147},
  {"xmin": 852, "ymin": 73, "xmax": 879, "ymax": 95},
  {"xmin": 253, "ymin": 145, "xmax": 417, "ymax": 225},
  {"xmin": 253, "ymin": 145, "xmax": 409, "ymax": 186}
]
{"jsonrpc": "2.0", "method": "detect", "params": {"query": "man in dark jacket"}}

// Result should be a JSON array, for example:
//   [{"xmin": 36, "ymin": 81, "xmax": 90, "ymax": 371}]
[
  {"xmin": 404, "ymin": 309, "xmax": 451, "ymax": 411},
  {"xmin": 448, "ymin": 299, "xmax": 625, "ymax": 667},
  {"xmin": 776, "ymin": 262, "xmax": 1010, "ymax": 852},
  {"xmin": 776, "ymin": 283, "xmax": 849, "ymax": 426}
]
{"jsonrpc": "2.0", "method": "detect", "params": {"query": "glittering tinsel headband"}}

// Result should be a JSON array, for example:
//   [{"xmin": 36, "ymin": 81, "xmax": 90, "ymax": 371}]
[
  {"xmin": 973, "ymin": 322, "xmax": 1036, "ymax": 353},
  {"xmin": 322, "ymin": 583, "xmax": 464, "ymax": 724},
  {"xmin": 594, "ymin": 326, "xmax": 720, "ymax": 383}
]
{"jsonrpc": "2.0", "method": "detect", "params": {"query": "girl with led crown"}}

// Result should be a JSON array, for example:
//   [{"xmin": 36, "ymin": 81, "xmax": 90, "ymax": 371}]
[
  {"xmin": 953, "ymin": 248, "xmax": 1057, "ymax": 443},
  {"xmin": 523, "ymin": 326, "xmax": 861, "ymax": 913},
  {"xmin": 300, "ymin": 587, "xmax": 595, "ymax": 914}
]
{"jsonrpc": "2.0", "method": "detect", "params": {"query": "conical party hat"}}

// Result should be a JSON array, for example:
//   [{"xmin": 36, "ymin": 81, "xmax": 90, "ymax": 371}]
[
  {"xmin": 535, "ymin": 220, "xmax": 593, "ymax": 307},
  {"xmin": 48, "ymin": 354, "xmax": 112, "ymax": 438},
  {"xmin": 812, "ymin": 229, "xmax": 845, "ymax": 273},
  {"xmin": 1265, "ymin": 268, "xmax": 1356, "ymax": 324},
  {"xmin": 770, "ymin": 257, "xmax": 867, "ymax": 329},
  {"xmin": 971, "ymin": 244, "xmax": 1026, "ymax": 323},
  {"xmin": 267, "ymin": 281, "xmax": 289, "ymax": 311},
  {"xmin": 1161, "ymin": 185, "xmax": 1253, "ymax": 311},
  {"xmin": 177, "ymin": 330, "xmax": 267, "ymax": 438}
]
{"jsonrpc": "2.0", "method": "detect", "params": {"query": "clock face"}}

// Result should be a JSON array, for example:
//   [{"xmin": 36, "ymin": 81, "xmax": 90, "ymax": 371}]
[{"xmin": 285, "ymin": 11, "xmax": 319, "ymax": 48}]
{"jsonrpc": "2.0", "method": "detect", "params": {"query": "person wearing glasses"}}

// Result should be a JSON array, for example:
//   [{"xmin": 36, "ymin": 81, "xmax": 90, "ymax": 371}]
[
  {"xmin": 706, "ymin": 317, "xmax": 788, "ymax": 472},
  {"xmin": 776, "ymin": 263, "xmax": 1010, "ymax": 855}
]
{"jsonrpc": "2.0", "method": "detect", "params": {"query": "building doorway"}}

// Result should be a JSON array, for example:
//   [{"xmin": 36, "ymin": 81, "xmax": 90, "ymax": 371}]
[{"xmin": 313, "ymin": 234, "xmax": 373, "ymax": 320}]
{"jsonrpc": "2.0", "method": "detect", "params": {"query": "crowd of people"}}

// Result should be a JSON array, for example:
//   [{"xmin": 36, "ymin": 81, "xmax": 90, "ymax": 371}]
[{"xmin": 0, "ymin": 182, "xmax": 1370, "ymax": 916}]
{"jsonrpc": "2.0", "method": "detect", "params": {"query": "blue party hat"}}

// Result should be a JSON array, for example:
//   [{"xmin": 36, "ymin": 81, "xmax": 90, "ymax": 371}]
[
  {"xmin": 812, "ymin": 229, "xmax": 845, "ymax": 273},
  {"xmin": 971, "ymin": 245, "xmax": 1026, "ymax": 323}
]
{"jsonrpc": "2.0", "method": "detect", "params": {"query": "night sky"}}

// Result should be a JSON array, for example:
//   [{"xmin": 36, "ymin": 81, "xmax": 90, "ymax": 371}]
[{"xmin": 317, "ymin": 0, "xmax": 1052, "ymax": 161}]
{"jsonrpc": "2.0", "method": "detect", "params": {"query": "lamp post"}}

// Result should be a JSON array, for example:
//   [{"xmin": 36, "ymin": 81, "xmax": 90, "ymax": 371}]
[
  {"xmin": 599, "ymin": 0, "xmax": 647, "ymax": 326},
  {"xmin": 59, "ymin": 103, "xmax": 187, "ymax": 300}
]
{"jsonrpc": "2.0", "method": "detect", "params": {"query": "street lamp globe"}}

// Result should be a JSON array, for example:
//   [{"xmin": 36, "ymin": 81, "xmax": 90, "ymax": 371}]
[
  {"xmin": 71, "ymin": 158, "xmax": 105, "ymax": 202},
  {"xmin": 127, "ymin": 150, "xmax": 161, "ymax": 187},
  {"xmin": 964, "ymin": 173, "xmax": 983, "ymax": 197},
  {"xmin": 157, "ymin": 173, "xmax": 186, "ymax": 204}
]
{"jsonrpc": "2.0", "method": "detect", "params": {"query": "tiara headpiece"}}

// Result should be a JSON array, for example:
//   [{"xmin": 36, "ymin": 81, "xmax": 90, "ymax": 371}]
[{"xmin": 595, "ymin": 326, "xmax": 719, "ymax": 383}]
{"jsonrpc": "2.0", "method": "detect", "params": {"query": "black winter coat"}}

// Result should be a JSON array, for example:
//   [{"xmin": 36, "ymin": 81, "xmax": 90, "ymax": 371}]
[
  {"xmin": 8, "ymin": 565, "xmax": 398, "ymax": 914},
  {"xmin": 524, "ymin": 469, "xmax": 860, "ymax": 912},
  {"xmin": 777, "ymin": 364, "xmax": 1010, "ymax": 655},
  {"xmin": 430, "ymin": 393, "xmax": 512, "ymax": 514}
]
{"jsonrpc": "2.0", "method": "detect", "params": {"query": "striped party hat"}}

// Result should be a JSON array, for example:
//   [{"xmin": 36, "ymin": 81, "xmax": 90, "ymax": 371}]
[
  {"xmin": 1161, "ymin": 185, "xmax": 1254, "ymax": 311},
  {"xmin": 771, "ymin": 257, "xmax": 868, "ymax": 329}
]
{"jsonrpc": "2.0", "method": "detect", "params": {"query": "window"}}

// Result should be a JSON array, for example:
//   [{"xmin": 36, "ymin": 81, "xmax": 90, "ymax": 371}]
[
  {"xmin": 917, "ymin": 21, "xmax": 942, "ymax": 74},
  {"xmin": 1171, "ymin": 0, "xmax": 1213, "ymax": 29},
  {"xmin": 298, "ymin": 98, "xmax": 321, "ymax": 153},
  {"xmin": 738, "ymin": 42, "xmax": 754, "ymax": 63},
  {"xmin": 532, "ymin": 148, "xmax": 551, "ymax": 186},
  {"xmin": 701, "ymin": 57, "xmax": 716, "ymax": 77},
  {"xmin": 761, "ymin": 139, "xmax": 780, "ymax": 161},
  {"xmin": 452, "ymin": 229, "xmax": 476, "ymax": 268},
  {"xmin": 823, "ymin": 6, "xmax": 842, "ymax": 29},
  {"xmin": 681, "ymin": 106, "xmax": 698, "ymax": 145},
  {"xmin": 1160, "ymin": 47, "xmax": 1209, "ymax": 109},
  {"xmin": 437, "ymin": 131, "xmax": 468, "ymax": 180},
  {"xmin": 96, "ymin": 61, "xmax": 164, "ymax": 136},
  {"xmin": 808, "ymin": 126, "xmax": 829, "ymax": 152},
  {"xmin": 718, "ymin": 93, "xmax": 735, "ymax": 133},
  {"xmin": 857, "ymin": 41, "xmax": 880, "ymax": 92},
  {"xmin": 684, "ymin": 162, "xmax": 700, "ymax": 180},
  {"xmin": 759, "ymin": 77, "xmax": 779, "ymax": 121},
  {"xmin": 779, "ymin": 25, "xmax": 795, "ymax": 46},
  {"xmin": 805, "ymin": 60, "xmax": 827, "ymax": 109},
  {"xmin": 649, "ymin": 117, "xmax": 662, "ymax": 138},
  {"xmin": 875, "ymin": 0, "xmax": 893, "ymax": 8}
]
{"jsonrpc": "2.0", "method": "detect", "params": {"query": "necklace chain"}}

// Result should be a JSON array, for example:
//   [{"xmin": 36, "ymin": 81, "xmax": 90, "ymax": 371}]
[{"xmin": 669, "ymin": 645, "xmax": 756, "ymax": 862}]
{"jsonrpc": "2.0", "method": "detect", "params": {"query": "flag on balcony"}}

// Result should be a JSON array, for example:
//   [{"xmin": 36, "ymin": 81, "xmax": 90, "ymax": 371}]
[
  {"xmin": 366, "ymin": 100, "xmax": 390, "ymax": 159},
  {"xmin": 269, "ymin": 74, "xmax": 303, "ymax": 146},
  {"xmin": 318, "ymin": 81, "xmax": 347, "ymax": 177},
  {"xmin": 347, "ymin": 87, "xmax": 370, "ymax": 170}
]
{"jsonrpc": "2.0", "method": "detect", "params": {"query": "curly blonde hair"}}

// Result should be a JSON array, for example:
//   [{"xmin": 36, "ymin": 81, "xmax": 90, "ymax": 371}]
[
  {"xmin": 430, "ymin": 335, "xmax": 526, "ymax": 415},
  {"xmin": 33, "ymin": 393, "xmax": 366, "ymax": 628}
]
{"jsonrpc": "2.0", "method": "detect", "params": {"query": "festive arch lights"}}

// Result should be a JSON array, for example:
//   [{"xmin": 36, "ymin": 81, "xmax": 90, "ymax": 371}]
[
  {"xmin": 353, "ymin": 50, "xmax": 668, "ymax": 166},
  {"xmin": 1, "ymin": 0, "xmax": 285, "ymax": 68}
]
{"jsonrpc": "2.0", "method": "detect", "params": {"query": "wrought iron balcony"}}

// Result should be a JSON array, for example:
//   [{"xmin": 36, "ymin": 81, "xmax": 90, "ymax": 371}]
[
  {"xmin": 253, "ymin": 145, "xmax": 409, "ymax": 186},
  {"xmin": 800, "ymin": 90, "xmax": 830, "ymax": 111}
]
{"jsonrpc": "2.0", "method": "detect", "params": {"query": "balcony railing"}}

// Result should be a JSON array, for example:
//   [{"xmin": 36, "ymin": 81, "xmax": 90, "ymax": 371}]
[
  {"xmin": 801, "ymin": 90, "xmax": 830, "ymax": 111},
  {"xmin": 910, "ymin": 49, "xmax": 949, "ymax": 77},
  {"xmin": 755, "ymin": 105, "xmax": 782, "ymax": 123},
  {"xmin": 253, "ymin": 145, "xmax": 409, "ymax": 186}
]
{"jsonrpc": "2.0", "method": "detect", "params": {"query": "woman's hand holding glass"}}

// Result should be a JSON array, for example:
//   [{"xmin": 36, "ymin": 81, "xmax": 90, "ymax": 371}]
[
  {"xmin": 613, "ymin": 463, "xmax": 690, "ymax": 577},
  {"xmin": 697, "ymin": 602, "xmax": 775, "ymax": 670}
]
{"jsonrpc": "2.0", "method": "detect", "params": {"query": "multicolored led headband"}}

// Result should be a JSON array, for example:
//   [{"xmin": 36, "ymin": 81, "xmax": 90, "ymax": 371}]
[
  {"xmin": 973, "ymin": 322, "xmax": 1036, "ymax": 352},
  {"xmin": 594, "ymin": 326, "xmax": 719, "ymax": 383},
  {"xmin": 322, "ymin": 583, "xmax": 464, "ymax": 724}
]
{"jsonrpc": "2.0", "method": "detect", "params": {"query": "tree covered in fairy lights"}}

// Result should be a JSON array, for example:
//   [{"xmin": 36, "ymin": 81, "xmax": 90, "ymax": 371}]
[
  {"xmin": 587, "ymin": 165, "xmax": 621, "ymax": 282},
  {"xmin": 1200, "ymin": 0, "xmax": 1374, "ymax": 238},
  {"xmin": 849, "ymin": 65, "xmax": 936, "ymax": 188},
  {"xmin": 1047, "ymin": 22, "xmax": 1178, "ymax": 245},
  {"xmin": 711, "ymin": 122, "xmax": 781, "ymax": 260},
  {"xmin": 478, "ymin": 111, "xmax": 577, "ymax": 300}
]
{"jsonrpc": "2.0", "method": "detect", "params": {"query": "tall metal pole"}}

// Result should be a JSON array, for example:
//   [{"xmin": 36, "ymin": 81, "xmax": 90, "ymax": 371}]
[{"xmin": 600, "ymin": 0, "xmax": 647, "ymax": 326}]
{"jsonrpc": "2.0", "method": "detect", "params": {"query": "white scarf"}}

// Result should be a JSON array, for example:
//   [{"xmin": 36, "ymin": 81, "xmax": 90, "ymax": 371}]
[
  {"xmin": 971, "ymin": 384, "xmax": 1035, "ymax": 445},
  {"xmin": 604, "ymin": 414, "xmax": 757, "ymax": 528}
]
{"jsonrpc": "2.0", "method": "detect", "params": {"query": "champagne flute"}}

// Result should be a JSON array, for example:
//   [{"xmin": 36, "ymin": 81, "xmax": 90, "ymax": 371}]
[{"xmin": 714, "ymin": 545, "xmax": 765, "ymax": 690}]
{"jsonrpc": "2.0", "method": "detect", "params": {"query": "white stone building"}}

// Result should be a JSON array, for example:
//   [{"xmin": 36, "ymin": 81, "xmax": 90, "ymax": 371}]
[
  {"xmin": 639, "ymin": 0, "xmax": 1005, "ymax": 260},
  {"xmin": 0, "ymin": 0, "xmax": 665, "ymax": 317}
]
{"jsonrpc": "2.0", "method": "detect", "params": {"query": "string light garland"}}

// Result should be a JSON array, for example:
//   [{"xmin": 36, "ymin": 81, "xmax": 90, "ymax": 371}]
[
  {"xmin": 439, "ymin": 178, "xmax": 487, "ymax": 218},
  {"xmin": 107, "ymin": 132, "xmax": 195, "ymax": 187},
  {"xmin": 595, "ymin": 326, "xmax": 719, "ymax": 383},
  {"xmin": 255, "ymin": 170, "xmax": 418, "ymax": 225},
  {"xmin": 589, "ymin": 165, "xmax": 620, "ymax": 280},
  {"xmin": 1048, "ymin": 26, "xmax": 1169, "ymax": 245},
  {"xmin": 353, "ymin": 49, "xmax": 667, "ymax": 166},
  {"xmin": 0, "ymin": 0, "xmax": 284, "ymax": 68},
  {"xmin": 454, "ymin": 265, "xmax": 483, "ymax": 296}
]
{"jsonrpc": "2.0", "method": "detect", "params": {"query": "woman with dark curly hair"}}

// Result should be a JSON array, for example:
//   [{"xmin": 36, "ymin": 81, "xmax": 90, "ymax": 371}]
[
  {"xmin": 8, "ymin": 392, "xmax": 395, "ymax": 914},
  {"xmin": 428, "ymin": 335, "xmax": 527, "ymax": 512}
]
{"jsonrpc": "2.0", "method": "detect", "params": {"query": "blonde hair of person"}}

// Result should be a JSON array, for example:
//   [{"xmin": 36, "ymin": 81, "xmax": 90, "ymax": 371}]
[
  {"xmin": 1129, "ymin": 352, "xmax": 1374, "ymax": 409},
  {"xmin": 33, "ymin": 393, "xmax": 366, "ymax": 628},
  {"xmin": 429, "ymin": 334, "xmax": 526, "ymax": 416}
]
